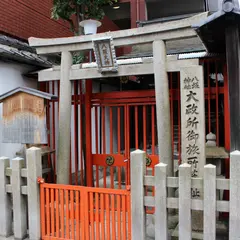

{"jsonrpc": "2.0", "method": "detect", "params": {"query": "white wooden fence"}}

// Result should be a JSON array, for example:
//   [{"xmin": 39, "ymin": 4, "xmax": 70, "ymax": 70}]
[
  {"xmin": 0, "ymin": 147, "xmax": 42, "ymax": 240},
  {"xmin": 131, "ymin": 149, "xmax": 240, "ymax": 240}
]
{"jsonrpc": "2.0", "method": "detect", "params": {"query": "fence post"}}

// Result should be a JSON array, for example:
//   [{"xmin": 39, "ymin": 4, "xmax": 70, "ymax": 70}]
[
  {"xmin": 179, "ymin": 163, "xmax": 192, "ymax": 240},
  {"xmin": 204, "ymin": 164, "xmax": 216, "ymax": 240},
  {"xmin": 12, "ymin": 157, "xmax": 27, "ymax": 239},
  {"xmin": 229, "ymin": 150, "xmax": 240, "ymax": 240},
  {"xmin": 155, "ymin": 162, "xmax": 168, "ymax": 240},
  {"xmin": 0, "ymin": 157, "xmax": 12, "ymax": 237},
  {"xmin": 26, "ymin": 147, "xmax": 42, "ymax": 240},
  {"xmin": 130, "ymin": 149, "xmax": 146, "ymax": 240}
]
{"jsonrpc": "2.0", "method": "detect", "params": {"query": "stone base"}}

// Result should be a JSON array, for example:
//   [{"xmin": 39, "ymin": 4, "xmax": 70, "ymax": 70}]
[
  {"xmin": 171, "ymin": 225, "xmax": 203, "ymax": 240},
  {"xmin": 146, "ymin": 213, "xmax": 179, "ymax": 239},
  {"xmin": 172, "ymin": 221, "xmax": 228, "ymax": 240},
  {"xmin": 192, "ymin": 210, "xmax": 203, "ymax": 231}
]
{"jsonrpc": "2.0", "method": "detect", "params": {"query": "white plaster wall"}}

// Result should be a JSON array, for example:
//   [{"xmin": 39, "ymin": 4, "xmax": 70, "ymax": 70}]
[{"xmin": 0, "ymin": 61, "xmax": 37, "ymax": 159}]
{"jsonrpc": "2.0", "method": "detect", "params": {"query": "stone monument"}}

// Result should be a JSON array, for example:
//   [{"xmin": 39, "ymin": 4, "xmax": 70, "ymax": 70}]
[{"xmin": 181, "ymin": 66, "xmax": 206, "ymax": 234}]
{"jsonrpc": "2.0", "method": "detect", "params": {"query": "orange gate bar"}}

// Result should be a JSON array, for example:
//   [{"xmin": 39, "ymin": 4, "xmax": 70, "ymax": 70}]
[{"xmin": 38, "ymin": 178, "xmax": 131, "ymax": 240}]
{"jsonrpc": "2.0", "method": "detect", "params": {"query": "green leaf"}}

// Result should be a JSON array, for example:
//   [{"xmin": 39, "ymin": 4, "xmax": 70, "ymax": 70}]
[
  {"xmin": 51, "ymin": 0, "xmax": 119, "ymax": 31},
  {"xmin": 73, "ymin": 52, "xmax": 85, "ymax": 64}
]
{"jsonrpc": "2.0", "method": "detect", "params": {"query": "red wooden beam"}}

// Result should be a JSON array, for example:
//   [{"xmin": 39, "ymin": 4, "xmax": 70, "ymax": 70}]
[
  {"xmin": 130, "ymin": 0, "xmax": 137, "ymax": 28},
  {"xmin": 139, "ymin": 0, "xmax": 146, "ymax": 21},
  {"xmin": 86, "ymin": 80, "xmax": 93, "ymax": 187}
]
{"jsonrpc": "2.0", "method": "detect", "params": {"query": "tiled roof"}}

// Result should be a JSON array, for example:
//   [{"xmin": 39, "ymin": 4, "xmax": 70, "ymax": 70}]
[{"xmin": 0, "ymin": 35, "xmax": 53, "ymax": 67}]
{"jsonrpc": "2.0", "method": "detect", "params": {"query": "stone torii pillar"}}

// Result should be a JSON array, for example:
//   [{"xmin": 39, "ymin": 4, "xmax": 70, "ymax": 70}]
[
  {"xmin": 57, "ymin": 51, "xmax": 73, "ymax": 184},
  {"xmin": 153, "ymin": 40, "xmax": 173, "ymax": 177}
]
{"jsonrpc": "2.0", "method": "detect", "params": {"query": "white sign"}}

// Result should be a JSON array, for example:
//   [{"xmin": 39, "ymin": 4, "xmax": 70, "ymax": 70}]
[
  {"xmin": 181, "ymin": 66, "xmax": 205, "ymax": 198},
  {"xmin": 93, "ymin": 37, "xmax": 118, "ymax": 73}
]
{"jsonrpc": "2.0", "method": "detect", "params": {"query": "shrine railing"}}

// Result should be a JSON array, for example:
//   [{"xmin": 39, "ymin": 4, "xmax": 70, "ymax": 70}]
[
  {"xmin": 131, "ymin": 149, "xmax": 239, "ymax": 240},
  {"xmin": 0, "ymin": 147, "xmax": 43, "ymax": 240}
]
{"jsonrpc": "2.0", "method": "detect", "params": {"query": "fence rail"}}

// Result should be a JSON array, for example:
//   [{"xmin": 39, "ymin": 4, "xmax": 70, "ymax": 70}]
[
  {"xmin": 39, "ymin": 182, "xmax": 131, "ymax": 240},
  {"xmin": 131, "ymin": 149, "xmax": 240, "ymax": 240},
  {"xmin": 0, "ymin": 147, "xmax": 42, "ymax": 240}
]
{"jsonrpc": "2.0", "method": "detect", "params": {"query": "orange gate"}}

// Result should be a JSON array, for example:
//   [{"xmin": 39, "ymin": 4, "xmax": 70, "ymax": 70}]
[
  {"xmin": 91, "ymin": 90, "xmax": 161, "ymax": 189},
  {"xmin": 39, "ymin": 179, "xmax": 131, "ymax": 240}
]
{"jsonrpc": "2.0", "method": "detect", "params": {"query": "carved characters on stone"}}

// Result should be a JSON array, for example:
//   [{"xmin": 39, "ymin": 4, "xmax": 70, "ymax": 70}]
[{"xmin": 181, "ymin": 67, "xmax": 205, "ymax": 199}]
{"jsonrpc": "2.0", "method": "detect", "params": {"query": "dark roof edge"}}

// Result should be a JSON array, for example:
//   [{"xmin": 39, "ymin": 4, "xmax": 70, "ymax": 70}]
[
  {"xmin": 0, "ymin": 87, "xmax": 58, "ymax": 102},
  {"xmin": 192, "ymin": 0, "xmax": 240, "ymax": 30},
  {"xmin": 192, "ymin": 11, "xmax": 226, "ymax": 29},
  {"xmin": 0, "ymin": 35, "xmax": 34, "ymax": 53},
  {"xmin": 137, "ymin": 12, "xmax": 201, "ymax": 27},
  {"xmin": 0, "ymin": 35, "xmax": 56, "ymax": 68}
]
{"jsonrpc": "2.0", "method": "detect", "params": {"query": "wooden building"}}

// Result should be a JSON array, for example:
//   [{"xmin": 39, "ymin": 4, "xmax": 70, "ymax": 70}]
[{"xmin": 0, "ymin": 87, "xmax": 57, "ymax": 144}]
